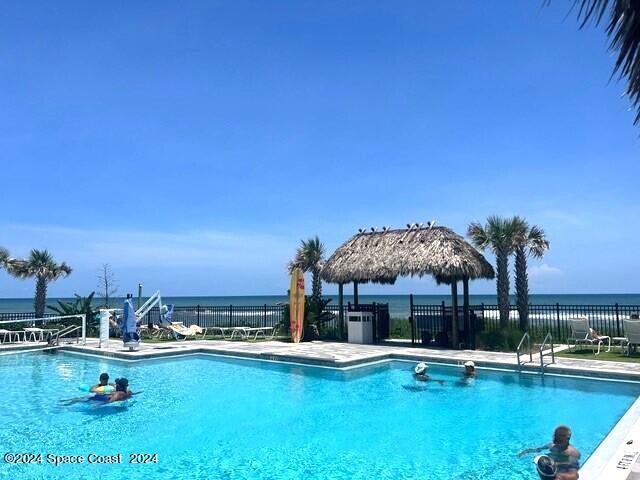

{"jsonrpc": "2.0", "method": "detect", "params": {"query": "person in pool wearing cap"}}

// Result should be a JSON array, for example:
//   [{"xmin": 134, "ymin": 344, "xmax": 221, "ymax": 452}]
[
  {"xmin": 463, "ymin": 361, "xmax": 476, "ymax": 378},
  {"xmin": 414, "ymin": 362, "xmax": 430, "ymax": 381},
  {"xmin": 518, "ymin": 425, "xmax": 581, "ymax": 480}
]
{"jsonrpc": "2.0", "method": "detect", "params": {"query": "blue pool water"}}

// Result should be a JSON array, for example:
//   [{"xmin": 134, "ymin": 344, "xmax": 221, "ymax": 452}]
[{"xmin": 0, "ymin": 352, "xmax": 639, "ymax": 480}]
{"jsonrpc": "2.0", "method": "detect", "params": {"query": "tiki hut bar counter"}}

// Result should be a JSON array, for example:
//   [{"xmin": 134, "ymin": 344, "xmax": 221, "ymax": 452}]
[{"xmin": 321, "ymin": 223, "xmax": 495, "ymax": 348}]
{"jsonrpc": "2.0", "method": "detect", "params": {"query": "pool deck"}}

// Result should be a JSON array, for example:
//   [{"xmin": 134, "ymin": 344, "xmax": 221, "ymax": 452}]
[{"xmin": 3, "ymin": 337, "xmax": 640, "ymax": 479}]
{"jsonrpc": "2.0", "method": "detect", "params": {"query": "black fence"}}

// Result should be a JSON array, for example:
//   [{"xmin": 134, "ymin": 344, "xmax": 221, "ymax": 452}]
[
  {"xmin": 411, "ymin": 301, "xmax": 640, "ymax": 346},
  {"xmin": 141, "ymin": 305, "xmax": 286, "ymax": 329},
  {"xmin": 138, "ymin": 302, "xmax": 390, "ymax": 341}
]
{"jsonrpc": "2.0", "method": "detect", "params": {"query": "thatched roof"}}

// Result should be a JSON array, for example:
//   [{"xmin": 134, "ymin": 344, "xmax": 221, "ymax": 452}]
[{"xmin": 321, "ymin": 224, "xmax": 495, "ymax": 285}]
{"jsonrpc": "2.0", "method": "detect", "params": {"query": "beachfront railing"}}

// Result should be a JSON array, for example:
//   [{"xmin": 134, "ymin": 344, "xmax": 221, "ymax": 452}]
[{"xmin": 410, "ymin": 302, "xmax": 640, "ymax": 345}]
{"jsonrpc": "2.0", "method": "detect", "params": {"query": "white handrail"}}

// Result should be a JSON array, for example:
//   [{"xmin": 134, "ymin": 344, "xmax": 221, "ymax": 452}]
[
  {"xmin": 516, "ymin": 331, "xmax": 532, "ymax": 369},
  {"xmin": 0, "ymin": 314, "xmax": 86, "ymax": 345},
  {"xmin": 539, "ymin": 332, "xmax": 555, "ymax": 370}
]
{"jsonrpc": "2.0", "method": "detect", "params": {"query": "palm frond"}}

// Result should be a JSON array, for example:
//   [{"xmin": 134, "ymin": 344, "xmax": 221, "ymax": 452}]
[{"xmin": 560, "ymin": 0, "xmax": 640, "ymax": 124}]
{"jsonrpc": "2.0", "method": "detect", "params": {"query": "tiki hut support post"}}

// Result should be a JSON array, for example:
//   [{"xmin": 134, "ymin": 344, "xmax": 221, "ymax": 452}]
[
  {"xmin": 451, "ymin": 281, "xmax": 459, "ymax": 349},
  {"xmin": 463, "ymin": 277, "xmax": 470, "ymax": 348},
  {"xmin": 338, "ymin": 283, "xmax": 344, "ymax": 339},
  {"xmin": 353, "ymin": 281, "xmax": 359, "ymax": 307}
]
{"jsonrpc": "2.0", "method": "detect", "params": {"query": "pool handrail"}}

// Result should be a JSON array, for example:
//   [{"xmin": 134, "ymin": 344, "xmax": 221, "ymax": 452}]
[
  {"xmin": 516, "ymin": 331, "xmax": 532, "ymax": 369},
  {"xmin": 539, "ymin": 332, "xmax": 555, "ymax": 371}
]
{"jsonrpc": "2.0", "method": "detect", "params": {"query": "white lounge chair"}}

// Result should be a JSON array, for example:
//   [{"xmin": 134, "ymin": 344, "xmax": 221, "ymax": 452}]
[
  {"xmin": 0, "ymin": 329, "xmax": 24, "ymax": 343},
  {"xmin": 168, "ymin": 322, "xmax": 207, "ymax": 340},
  {"xmin": 622, "ymin": 319, "xmax": 640, "ymax": 356},
  {"xmin": 567, "ymin": 317, "xmax": 611, "ymax": 354},
  {"xmin": 230, "ymin": 326, "xmax": 277, "ymax": 341}
]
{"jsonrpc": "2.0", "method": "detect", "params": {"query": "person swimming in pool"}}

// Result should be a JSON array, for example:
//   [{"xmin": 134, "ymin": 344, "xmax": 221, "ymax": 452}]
[
  {"xmin": 59, "ymin": 373, "xmax": 115, "ymax": 405},
  {"xmin": 414, "ymin": 362, "xmax": 429, "ymax": 381},
  {"xmin": 105, "ymin": 378, "xmax": 133, "ymax": 403},
  {"xmin": 90, "ymin": 372, "xmax": 115, "ymax": 393},
  {"xmin": 518, "ymin": 425, "xmax": 581, "ymax": 480},
  {"xmin": 463, "ymin": 361, "xmax": 476, "ymax": 378}
]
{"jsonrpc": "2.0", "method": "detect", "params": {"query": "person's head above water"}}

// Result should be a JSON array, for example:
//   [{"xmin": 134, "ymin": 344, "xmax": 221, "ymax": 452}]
[
  {"xmin": 115, "ymin": 378, "xmax": 129, "ymax": 392},
  {"xmin": 464, "ymin": 361, "xmax": 475, "ymax": 374},
  {"xmin": 99, "ymin": 373, "xmax": 109, "ymax": 385},
  {"xmin": 553, "ymin": 425, "xmax": 572, "ymax": 448},
  {"xmin": 414, "ymin": 362, "xmax": 428, "ymax": 375}
]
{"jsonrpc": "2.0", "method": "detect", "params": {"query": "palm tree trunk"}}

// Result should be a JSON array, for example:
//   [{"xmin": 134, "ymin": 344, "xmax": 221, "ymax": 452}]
[
  {"xmin": 514, "ymin": 246, "xmax": 529, "ymax": 331},
  {"xmin": 496, "ymin": 250, "xmax": 510, "ymax": 329},
  {"xmin": 311, "ymin": 268, "xmax": 322, "ymax": 301},
  {"xmin": 34, "ymin": 276, "xmax": 48, "ymax": 318}
]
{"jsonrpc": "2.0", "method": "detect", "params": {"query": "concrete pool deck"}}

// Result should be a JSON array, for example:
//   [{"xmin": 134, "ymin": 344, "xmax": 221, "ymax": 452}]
[{"xmin": 3, "ymin": 337, "xmax": 640, "ymax": 479}]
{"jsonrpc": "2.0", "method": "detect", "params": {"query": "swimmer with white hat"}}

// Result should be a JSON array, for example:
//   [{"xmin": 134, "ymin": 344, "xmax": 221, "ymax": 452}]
[
  {"xmin": 414, "ymin": 362, "xmax": 429, "ymax": 381},
  {"xmin": 463, "ymin": 360, "xmax": 476, "ymax": 378}
]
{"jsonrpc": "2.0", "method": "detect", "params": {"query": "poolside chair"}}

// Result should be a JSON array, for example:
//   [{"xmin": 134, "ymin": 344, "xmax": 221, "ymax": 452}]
[
  {"xmin": 0, "ymin": 329, "xmax": 24, "ymax": 343},
  {"xmin": 168, "ymin": 323, "xmax": 207, "ymax": 341},
  {"xmin": 567, "ymin": 317, "xmax": 611, "ymax": 354},
  {"xmin": 622, "ymin": 320, "xmax": 640, "ymax": 356}
]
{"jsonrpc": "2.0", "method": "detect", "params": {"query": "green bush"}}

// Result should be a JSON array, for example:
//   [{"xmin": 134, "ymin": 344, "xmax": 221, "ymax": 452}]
[
  {"xmin": 476, "ymin": 327, "xmax": 524, "ymax": 352},
  {"xmin": 390, "ymin": 318, "xmax": 412, "ymax": 339}
]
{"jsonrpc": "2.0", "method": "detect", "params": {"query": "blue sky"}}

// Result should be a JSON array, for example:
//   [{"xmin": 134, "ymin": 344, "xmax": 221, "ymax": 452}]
[{"xmin": 0, "ymin": 1, "xmax": 638, "ymax": 298}]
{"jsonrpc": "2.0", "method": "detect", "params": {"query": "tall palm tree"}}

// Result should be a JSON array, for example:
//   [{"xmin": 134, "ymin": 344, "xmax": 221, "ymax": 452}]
[
  {"xmin": 512, "ymin": 217, "xmax": 550, "ymax": 331},
  {"xmin": 0, "ymin": 247, "xmax": 10, "ymax": 271},
  {"xmin": 10, "ymin": 249, "xmax": 72, "ymax": 318},
  {"xmin": 289, "ymin": 236, "xmax": 325, "ymax": 302},
  {"xmin": 468, "ymin": 216, "xmax": 518, "ymax": 329},
  {"xmin": 553, "ymin": 0, "xmax": 640, "ymax": 125}
]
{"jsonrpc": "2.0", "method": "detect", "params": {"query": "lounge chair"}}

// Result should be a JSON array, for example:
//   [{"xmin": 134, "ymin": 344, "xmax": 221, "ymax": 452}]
[
  {"xmin": 622, "ymin": 319, "xmax": 640, "ymax": 356},
  {"xmin": 567, "ymin": 317, "xmax": 611, "ymax": 354},
  {"xmin": 168, "ymin": 323, "xmax": 207, "ymax": 341},
  {"xmin": 0, "ymin": 329, "xmax": 24, "ymax": 343},
  {"xmin": 229, "ymin": 326, "xmax": 277, "ymax": 341}
]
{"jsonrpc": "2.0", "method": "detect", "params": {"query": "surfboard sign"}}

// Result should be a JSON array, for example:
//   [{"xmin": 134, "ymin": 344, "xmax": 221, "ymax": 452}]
[{"xmin": 289, "ymin": 268, "xmax": 305, "ymax": 343}]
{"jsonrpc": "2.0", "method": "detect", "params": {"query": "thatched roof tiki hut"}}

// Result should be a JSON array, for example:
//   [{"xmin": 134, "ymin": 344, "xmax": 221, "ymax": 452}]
[{"xmin": 321, "ymin": 224, "xmax": 495, "ymax": 348}]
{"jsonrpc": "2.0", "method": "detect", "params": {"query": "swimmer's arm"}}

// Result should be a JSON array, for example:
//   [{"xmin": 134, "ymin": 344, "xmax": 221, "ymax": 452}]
[{"xmin": 517, "ymin": 445, "xmax": 548, "ymax": 457}]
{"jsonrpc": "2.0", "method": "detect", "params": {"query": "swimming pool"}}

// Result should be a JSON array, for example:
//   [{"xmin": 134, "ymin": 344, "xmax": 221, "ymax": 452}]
[{"xmin": 0, "ymin": 352, "xmax": 638, "ymax": 480}]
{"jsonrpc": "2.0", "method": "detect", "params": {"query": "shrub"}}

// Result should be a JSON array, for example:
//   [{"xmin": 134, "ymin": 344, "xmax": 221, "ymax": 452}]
[{"xmin": 476, "ymin": 327, "xmax": 523, "ymax": 352}]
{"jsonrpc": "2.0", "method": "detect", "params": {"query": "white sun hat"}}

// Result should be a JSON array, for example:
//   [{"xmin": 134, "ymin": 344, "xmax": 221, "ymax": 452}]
[
  {"xmin": 414, "ymin": 362, "xmax": 428, "ymax": 374},
  {"xmin": 464, "ymin": 361, "xmax": 475, "ymax": 368}
]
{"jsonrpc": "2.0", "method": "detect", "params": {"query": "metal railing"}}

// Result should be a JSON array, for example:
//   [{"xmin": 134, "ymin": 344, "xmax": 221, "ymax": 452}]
[
  {"xmin": 516, "ymin": 332, "xmax": 532, "ymax": 369},
  {"xmin": 539, "ymin": 332, "xmax": 555, "ymax": 371},
  {"xmin": 0, "ymin": 314, "xmax": 86, "ymax": 345}
]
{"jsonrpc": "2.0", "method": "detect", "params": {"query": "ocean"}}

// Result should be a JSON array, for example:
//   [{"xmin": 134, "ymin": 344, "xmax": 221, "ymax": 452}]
[{"xmin": 2, "ymin": 294, "xmax": 640, "ymax": 318}]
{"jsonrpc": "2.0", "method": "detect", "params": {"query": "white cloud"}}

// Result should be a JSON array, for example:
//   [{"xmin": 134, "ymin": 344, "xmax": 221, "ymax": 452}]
[{"xmin": 528, "ymin": 263, "xmax": 563, "ymax": 279}]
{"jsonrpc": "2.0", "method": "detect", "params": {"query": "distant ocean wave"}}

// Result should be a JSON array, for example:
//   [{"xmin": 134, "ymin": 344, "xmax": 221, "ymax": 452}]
[{"xmin": 1, "ymin": 293, "xmax": 640, "ymax": 317}]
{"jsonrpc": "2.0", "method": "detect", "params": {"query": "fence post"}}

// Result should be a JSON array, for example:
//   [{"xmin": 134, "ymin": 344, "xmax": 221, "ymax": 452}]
[
  {"xmin": 615, "ymin": 303, "xmax": 621, "ymax": 337},
  {"xmin": 197, "ymin": 305, "xmax": 201, "ymax": 326},
  {"xmin": 229, "ymin": 304, "xmax": 233, "ymax": 326},
  {"xmin": 372, "ymin": 301, "xmax": 377, "ymax": 344},
  {"xmin": 556, "ymin": 303, "xmax": 561, "ymax": 340},
  {"xmin": 409, "ymin": 294, "xmax": 415, "ymax": 344},
  {"xmin": 264, "ymin": 304, "xmax": 267, "ymax": 327}
]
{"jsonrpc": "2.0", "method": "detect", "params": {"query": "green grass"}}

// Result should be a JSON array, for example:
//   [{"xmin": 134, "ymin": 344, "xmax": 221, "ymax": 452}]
[{"xmin": 557, "ymin": 348, "xmax": 640, "ymax": 363}]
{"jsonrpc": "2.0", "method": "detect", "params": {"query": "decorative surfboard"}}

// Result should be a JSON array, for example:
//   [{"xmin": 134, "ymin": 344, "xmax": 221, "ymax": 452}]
[{"xmin": 289, "ymin": 268, "xmax": 305, "ymax": 343}]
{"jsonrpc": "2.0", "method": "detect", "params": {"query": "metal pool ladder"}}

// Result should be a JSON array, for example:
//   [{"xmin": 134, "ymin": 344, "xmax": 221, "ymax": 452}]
[
  {"xmin": 539, "ymin": 332, "xmax": 555, "ymax": 372},
  {"xmin": 516, "ymin": 332, "xmax": 532, "ymax": 371}
]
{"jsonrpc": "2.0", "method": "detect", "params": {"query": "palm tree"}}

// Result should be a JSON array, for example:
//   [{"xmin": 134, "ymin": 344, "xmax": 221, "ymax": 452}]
[
  {"xmin": 0, "ymin": 247, "xmax": 10, "ymax": 271},
  {"xmin": 289, "ymin": 236, "xmax": 325, "ymax": 302},
  {"xmin": 10, "ymin": 249, "xmax": 72, "ymax": 318},
  {"xmin": 512, "ymin": 217, "xmax": 550, "ymax": 331},
  {"xmin": 468, "ymin": 216, "xmax": 518, "ymax": 329},
  {"xmin": 553, "ymin": 0, "xmax": 640, "ymax": 125}
]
